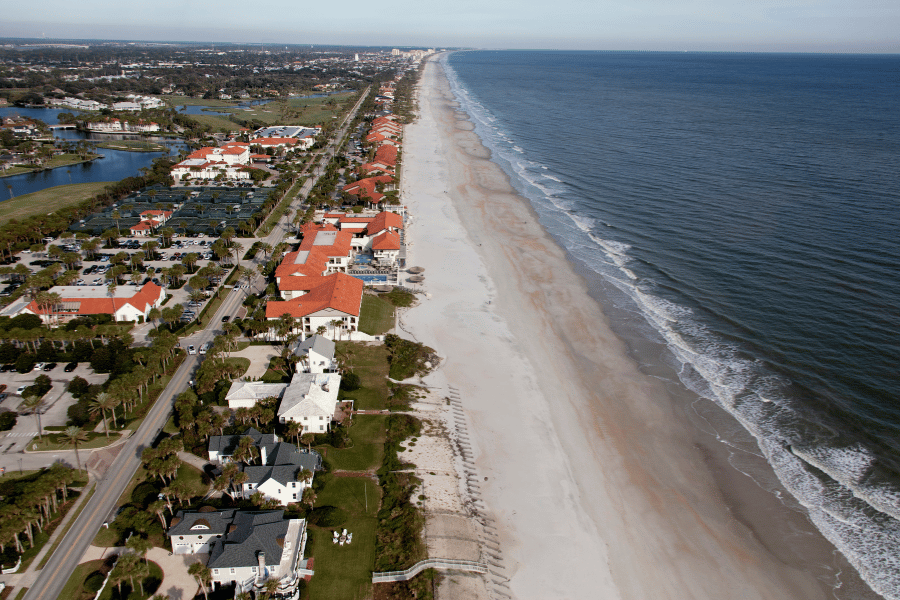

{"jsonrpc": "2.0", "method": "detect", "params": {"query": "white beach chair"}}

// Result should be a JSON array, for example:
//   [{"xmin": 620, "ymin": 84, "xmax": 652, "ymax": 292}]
[{"xmin": 347, "ymin": 533, "xmax": 352, "ymax": 544}]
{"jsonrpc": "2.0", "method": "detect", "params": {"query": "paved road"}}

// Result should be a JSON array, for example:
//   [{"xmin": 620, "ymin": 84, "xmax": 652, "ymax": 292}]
[{"xmin": 22, "ymin": 86, "xmax": 372, "ymax": 600}]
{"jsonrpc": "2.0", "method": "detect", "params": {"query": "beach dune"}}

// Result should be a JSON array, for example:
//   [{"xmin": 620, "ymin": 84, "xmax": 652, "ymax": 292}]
[{"xmin": 399, "ymin": 57, "xmax": 834, "ymax": 599}]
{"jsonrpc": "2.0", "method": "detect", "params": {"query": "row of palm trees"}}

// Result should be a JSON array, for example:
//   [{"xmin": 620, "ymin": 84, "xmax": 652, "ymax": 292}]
[{"xmin": 0, "ymin": 465, "xmax": 79, "ymax": 558}]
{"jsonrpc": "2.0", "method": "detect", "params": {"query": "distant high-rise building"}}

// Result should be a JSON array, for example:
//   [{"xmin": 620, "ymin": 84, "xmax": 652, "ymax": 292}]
[
  {"xmin": 391, "ymin": 49, "xmax": 400, "ymax": 56},
  {"xmin": 355, "ymin": 53, "xmax": 359, "ymax": 61}
]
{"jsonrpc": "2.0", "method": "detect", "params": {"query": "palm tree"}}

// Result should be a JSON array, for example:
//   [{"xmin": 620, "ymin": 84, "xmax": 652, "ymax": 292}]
[
  {"xmin": 60, "ymin": 426, "xmax": 88, "ymax": 471},
  {"xmin": 22, "ymin": 395, "xmax": 46, "ymax": 441},
  {"xmin": 188, "ymin": 561, "xmax": 212, "ymax": 600},
  {"xmin": 88, "ymin": 392, "xmax": 117, "ymax": 440}
]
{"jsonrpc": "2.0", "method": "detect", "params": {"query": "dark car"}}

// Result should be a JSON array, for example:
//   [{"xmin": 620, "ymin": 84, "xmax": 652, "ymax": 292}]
[
  {"xmin": 0, "ymin": 365, "xmax": 13, "ymax": 373},
  {"xmin": 64, "ymin": 362, "xmax": 78, "ymax": 372},
  {"xmin": 43, "ymin": 362, "xmax": 57, "ymax": 371},
  {"xmin": 221, "ymin": 315, "xmax": 230, "ymax": 323}
]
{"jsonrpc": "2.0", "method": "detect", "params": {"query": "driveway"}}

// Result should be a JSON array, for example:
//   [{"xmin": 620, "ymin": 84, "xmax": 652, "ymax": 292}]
[{"xmin": 229, "ymin": 345, "xmax": 278, "ymax": 379}]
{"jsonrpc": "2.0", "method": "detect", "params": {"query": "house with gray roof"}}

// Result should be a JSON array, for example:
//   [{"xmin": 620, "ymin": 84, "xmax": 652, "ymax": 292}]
[
  {"xmin": 239, "ymin": 442, "xmax": 322, "ymax": 505},
  {"xmin": 293, "ymin": 334, "xmax": 336, "ymax": 373},
  {"xmin": 208, "ymin": 428, "xmax": 277, "ymax": 464},
  {"xmin": 277, "ymin": 372, "xmax": 341, "ymax": 433},
  {"xmin": 168, "ymin": 509, "xmax": 310, "ymax": 598}
]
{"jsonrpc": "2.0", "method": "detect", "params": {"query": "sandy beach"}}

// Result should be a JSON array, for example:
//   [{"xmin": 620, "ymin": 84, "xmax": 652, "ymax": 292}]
[{"xmin": 397, "ymin": 56, "xmax": 838, "ymax": 600}]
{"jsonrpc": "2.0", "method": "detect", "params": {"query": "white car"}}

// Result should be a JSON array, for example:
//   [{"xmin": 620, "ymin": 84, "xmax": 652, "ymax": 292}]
[
  {"xmin": 187, "ymin": 345, "xmax": 196, "ymax": 355},
  {"xmin": 16, "ymin": 385, "xmax": 27, "ymax": 394}
]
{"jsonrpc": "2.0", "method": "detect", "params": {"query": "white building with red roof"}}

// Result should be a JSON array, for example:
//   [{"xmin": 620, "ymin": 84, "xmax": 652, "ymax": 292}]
[
  {"xmin": 20, "ymin": 282, "xmax": 165, "ymax": 325},
  {"xmin": 171, "ymin": 142, "xmax": 252, "ymax": 183},
  {"xmin": 266, "ymin": 272, "xmax": 363, "ymax": 339}
]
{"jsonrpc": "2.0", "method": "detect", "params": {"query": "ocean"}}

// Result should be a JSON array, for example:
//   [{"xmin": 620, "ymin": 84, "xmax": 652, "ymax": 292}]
[{"xmin": 443, "ymin": 51, "xmax": 900, "ymax": 599}]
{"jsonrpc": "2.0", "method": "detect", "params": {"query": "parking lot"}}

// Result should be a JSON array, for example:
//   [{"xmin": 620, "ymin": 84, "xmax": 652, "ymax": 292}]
[{"xmin": 0, "ymin": 363, "xmax": 106, "ymax": 453}]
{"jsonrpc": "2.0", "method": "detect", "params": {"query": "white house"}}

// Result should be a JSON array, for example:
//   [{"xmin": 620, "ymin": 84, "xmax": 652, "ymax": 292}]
[
  {"xmin": 293, "ymin": 335, "xmax": 336, "ymax": 373},
  {"xmin": 169, "ymin": 510, "xmax": 311, "ymax": 599},
  {"xmin": 239, "ymin": 443, "xmax": 321, "ymax": 504},
  {"xmin": 277, "ymin": 372, "xmax": 341, "ymax": 433},
  {"xmin": 20, "ymin": 282, "xmax": 165, "ymax": 325},
  {"xmin": 224, "ymin": 382, "xmax": 289, "ymax": 409}
]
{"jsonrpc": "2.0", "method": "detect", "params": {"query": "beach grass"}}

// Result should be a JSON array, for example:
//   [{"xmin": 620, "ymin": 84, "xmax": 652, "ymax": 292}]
[
  {"xmin": 306, "ymin": 476, "xmax": 380, "ymax": 600},
  {"xmin": 335, "ymin": 342, "xmax": 391, "ymax": 411},
  {"xmin": 358, "ymin": 294, "xmax": 395, "ymax": 335},
  {"xmin": 0, "ymin": 181, "xmax": 113, "ymax": 221},
  {"xmin": 324, "ymin": 415, "xmax": 385, "ymax": 471}
]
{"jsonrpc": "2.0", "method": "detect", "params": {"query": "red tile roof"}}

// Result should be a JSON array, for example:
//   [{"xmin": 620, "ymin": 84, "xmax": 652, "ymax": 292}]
[
  {"xmin": 366, "ymin": 211, "xmax": 403, "ymax": 236},
  {"xmin": 371, "ymin": 231, "xmax": 401, "ymax": 251},
  {"xmin": 25, "ymin": 282, "xmax": 163, "ymax": 318},
  {"xmin": 266, "ymin": 273, "xmax": 363, "ymax": 319}
]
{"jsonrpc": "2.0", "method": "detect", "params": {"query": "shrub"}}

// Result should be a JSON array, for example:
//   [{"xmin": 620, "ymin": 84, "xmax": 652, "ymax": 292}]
[
  {"xmin": 340, "ymin": 372, "xmax": 361, "ymax": 392},
  {"xmin": 0, "ymin": 411, "xmax": 17, "ymax": 431},
  {"xmin": 15, "ymin": 353, "xmax": 35, "ymax": 374},
  {"xmin": 307, "ymin": 506, "xmax": 349, "ymax": 528},
  {"xmin": 84, "ymin": 571, "xmax": 106, "ymax": 593}
]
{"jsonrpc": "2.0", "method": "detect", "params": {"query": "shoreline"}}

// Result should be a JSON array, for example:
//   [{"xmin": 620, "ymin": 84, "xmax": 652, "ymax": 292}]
[
  {"xmin": 399, "ymin": 55, "xmax": 841, "ymax": 599},
  {"xmin": 0, "ymin": 155, "xmax": 101, "ymax": 179}
]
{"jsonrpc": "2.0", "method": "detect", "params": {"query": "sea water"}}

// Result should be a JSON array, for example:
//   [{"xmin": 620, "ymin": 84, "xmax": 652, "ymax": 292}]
[{"xmin": 443, "ymin": 50, "xmax": 900, "ymax": 599}]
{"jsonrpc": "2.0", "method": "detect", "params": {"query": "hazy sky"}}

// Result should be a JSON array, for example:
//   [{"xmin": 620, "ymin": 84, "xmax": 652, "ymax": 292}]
[{"xmin": 3, "ymin": 0, "xmax": 898, "ymax": 52}]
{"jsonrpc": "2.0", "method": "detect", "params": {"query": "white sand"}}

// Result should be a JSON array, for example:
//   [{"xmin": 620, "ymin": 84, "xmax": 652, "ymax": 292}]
[{"xmin": 396, "ymin": 56, "xmax": 831, "ymax": 600}]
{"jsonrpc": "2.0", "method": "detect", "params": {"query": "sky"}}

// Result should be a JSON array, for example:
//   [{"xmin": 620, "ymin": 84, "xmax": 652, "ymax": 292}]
[{"xmin": 2, "ymin": 0, "xmax": 899, "ymax": 53}]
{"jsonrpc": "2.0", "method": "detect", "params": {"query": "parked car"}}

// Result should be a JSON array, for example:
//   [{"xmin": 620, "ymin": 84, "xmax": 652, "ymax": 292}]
[
  {"xmin": 188, "ymin": 345, "xmax": 196, "ymax": 355},
  {"xmin": 43, "ymin": 363, "xmax": 57, "ymax": 371},
  {"xmin": 64, "ymin": 362, "xmax": 78, "ymax": 372},
  {"xmin": 0, "ymin": 365, "xmax": 13, "ymax": 373},
  {"xmin": 16, "ymin": 386, "xmax": 26, "ymax": 394},
  {"xmin": 33, "ymin": 362, "xmax": 46, "ymax": 371},
  {"xmin": 0, "ymin": 393, "xmax": 7, "ymax": 401},
  {"xmin": 221, "ymin": 316, "xmax": 230, "ymax": 322}
]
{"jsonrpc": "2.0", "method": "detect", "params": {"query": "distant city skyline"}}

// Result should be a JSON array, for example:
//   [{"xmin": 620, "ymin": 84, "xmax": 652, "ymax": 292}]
[{"xmin": 3, "ymin": 0, "xmax": 898, "ymax": 53}]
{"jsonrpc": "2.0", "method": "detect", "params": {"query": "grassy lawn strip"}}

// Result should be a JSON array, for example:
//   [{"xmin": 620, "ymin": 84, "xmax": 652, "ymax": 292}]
[
  {"xmin": 17, "ymin": 482, "xmax": 89, "ymax": 571},
  {"xmin": 13, "ymin": 588, "xmax": 28, "ymax": 600},
  {"xmin": 221, "ymin": 356, "xmax": 251, "ymax": 378},
  {"xmin": 94, "ymin": 140, "xmax": 167, "ymax": 152},
  {"xmin": 336, "ymin": 342, "xmax": 391, "ymax": 411},
  {"xmin": 257, "ymin": 177, "xmax": 305, "ymax": 236},
  {"xmin": 97, "ymin": 560, "xmax": 163, "ymax": 600},
  {"xmin": 324, "ymin": 415, "xmax": 385, "ymax": 471},
  {"xmin": 358, "ymin": 294, "xmax": 394, "ymax": 336},
  {"xmin": 0, "ymin": 182, "xmax": 114, "ymax": 221},
  {"xmin": 29, "ymin": 431, "xmax": 124, "ymax": 452},
  {"xmin": 57, "ymin": 559, "xmax": 103, "ymax": 600},
  {"xmin": 307, "ymin": 476, "xmax": 380, "ymax": 600},
  {"xmin": 36, "ymin": 482, "xmax": 97, "ymax": 569}
]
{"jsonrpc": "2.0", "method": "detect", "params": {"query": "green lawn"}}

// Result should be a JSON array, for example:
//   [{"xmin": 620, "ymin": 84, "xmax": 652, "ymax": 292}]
[
  {"xmin": 324, "ymin": 415, "xmax": 385, "ymax": 471},
  {"xmin": 213, "ymin": 92, "xmax": 357, "ymax": 127},
  {"xmin": 188, "ymin": 113, "xmax": 243, "ymax": 132},
  {"xmin": 98, "ymin": 559, "xmax": 163, "ymax": 600},
  {"xmin": 161, "ymin": 95, "xmax": 241, "ymax": 107},
  {"xmin": 0, "ymin": 181, "xmax": 113, "ymax": 221},
  {"xmin": 357, "ymin": 294, "xmax": 395, "ymax": 336},
  {"xmin": 222, "ymin": 356, "xmax": 251, "ymax": 378},
  {"xmin": 335, "ymin": 342, "xmax": 391, "ymax": 411},
  {"xmin": 307, "ymin": 477, "xmax": 380, "ymax": 600}
]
